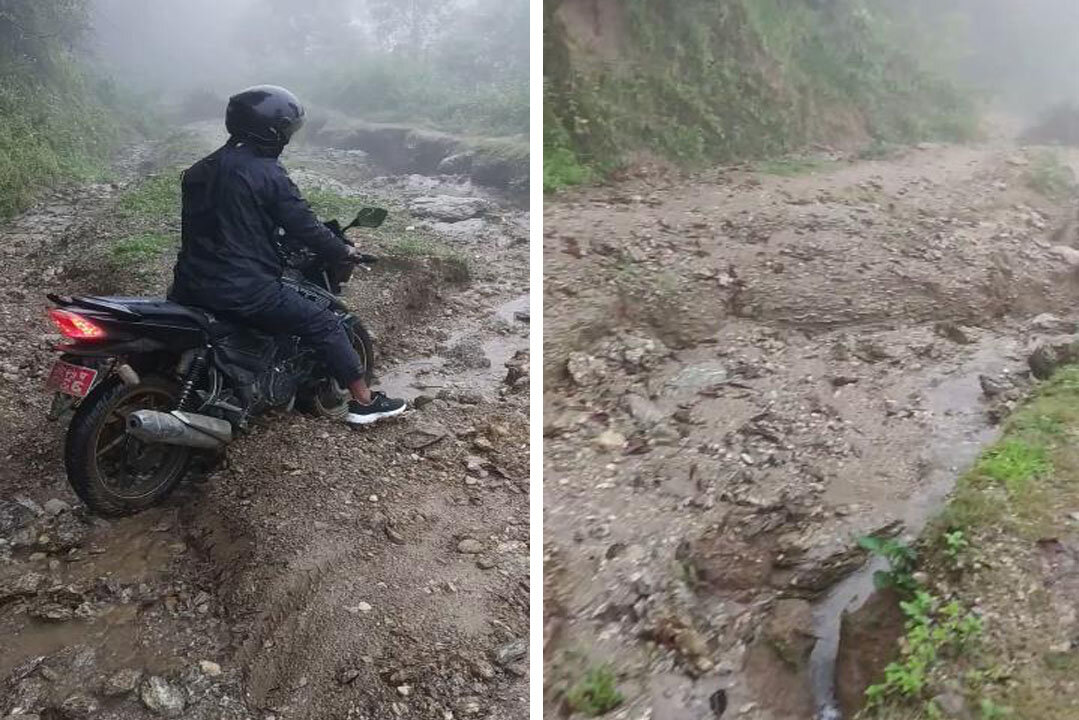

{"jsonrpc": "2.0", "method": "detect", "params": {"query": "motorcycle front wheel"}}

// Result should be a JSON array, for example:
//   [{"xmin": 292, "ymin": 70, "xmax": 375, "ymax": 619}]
[
  {"xmin": 296, "ymin": 318, "xmax": 376, "ymax": 418},
  {"xmin": 65, "ymin": 375, "xmax": 191, "ymax": 517}
]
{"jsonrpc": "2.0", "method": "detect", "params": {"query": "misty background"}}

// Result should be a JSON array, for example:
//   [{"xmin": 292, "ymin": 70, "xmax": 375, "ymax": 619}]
[{"xmin": 89, "ymin": 0, "xmax": 529, "ymax": 137}]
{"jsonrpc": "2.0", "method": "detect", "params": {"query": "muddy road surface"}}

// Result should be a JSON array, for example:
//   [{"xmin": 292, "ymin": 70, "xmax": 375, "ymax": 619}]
[
  {"xmin": 543, "ymin": 141, "xmax": 1079, "ymax": 719},
  {"xmin": 0, "ymin": 125, "xmax": 529, "ymax": 719}
]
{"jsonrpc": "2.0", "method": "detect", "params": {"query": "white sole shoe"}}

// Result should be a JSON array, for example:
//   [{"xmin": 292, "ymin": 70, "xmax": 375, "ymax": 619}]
[{"xmin": 344, "ymin": 404, "xmax": 408, "ymax": 425}]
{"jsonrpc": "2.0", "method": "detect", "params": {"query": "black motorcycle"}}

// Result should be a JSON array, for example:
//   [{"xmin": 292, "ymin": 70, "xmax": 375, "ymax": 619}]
[{"xmin": 43, "ymin": 207, "xmax": 388, "ymax": 516}]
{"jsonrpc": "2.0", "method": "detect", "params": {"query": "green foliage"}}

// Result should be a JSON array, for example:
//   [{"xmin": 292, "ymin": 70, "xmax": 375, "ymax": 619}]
[
  {"xmin": 942, "ymin": 530, "xmax": 969, "ymax": 564},
  {"xmin": 545, "ymin": 0, "xmax": 978, "ymax": 184},
  {"xmin": 866, "ymin": 591, "xmax": 983, "ymax": 707},
  {"xmin": 544, "ymin": 102, "xmax": 593, "ymax": 191},
  {"xmin": 1024, "ymin": 151, "xmax": 1077, "ymax": 200},
  {"xmin": 859, "ymin": 535, "xmax": 919, "ymax": 593},
  {"xmin": 979, "ymin": 698, "xmax": 1012, "ymax": 719},
  {"xmin": 0, "ymin": 1, "xmax": 151, "ymax": 218},
  {"xmin": 566, "ymin": 666, "xmax": 624, "ymax": 717},
  {"xmin": 973, "ymin": 439, "xmax": 1049, "ymax": 498},
  {"xmin": 304, "ymin": 187, "xmax": 362, "ymax": 223}
]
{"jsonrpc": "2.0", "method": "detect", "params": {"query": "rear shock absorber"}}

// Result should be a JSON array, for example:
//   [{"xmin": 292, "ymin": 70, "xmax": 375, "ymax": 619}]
[{"xmin": 177, "ymin": 348, "xmax": 209, "ymax": 411}]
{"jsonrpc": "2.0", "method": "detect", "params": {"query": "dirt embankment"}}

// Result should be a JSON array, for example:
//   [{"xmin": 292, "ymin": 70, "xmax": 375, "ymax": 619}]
[
  {"xmin": 303, "ymin": 111, "xmax": 529, "ymax": 195},
  {"xmin": 0, "ymin": 124, "xmax": 530, "ymax": 719},
  {"xmin": 543, "ymin": 140, "xmax": 1079, "ymax": 719}
]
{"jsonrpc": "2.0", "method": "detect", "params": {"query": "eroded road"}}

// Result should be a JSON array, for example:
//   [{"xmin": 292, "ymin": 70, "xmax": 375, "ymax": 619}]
[
  {"xmin": 543, "ymin": 141, "xmax": 1079, "ymax": 719},
  {"xmin": 0, "ymin": 125, "xmax": 529, "ymax": 719}
]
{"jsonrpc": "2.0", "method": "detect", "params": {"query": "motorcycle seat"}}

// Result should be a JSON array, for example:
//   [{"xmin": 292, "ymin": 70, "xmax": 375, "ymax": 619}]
[{"xmin": 79, "ymin": 296, "xmax": 239, "ymax": 337}]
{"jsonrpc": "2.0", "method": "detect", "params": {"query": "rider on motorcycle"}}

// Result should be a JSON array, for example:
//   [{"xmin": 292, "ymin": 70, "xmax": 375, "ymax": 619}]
[{"xmin": 169, "ymin": 85, "xmax": 406, "ymax": 425}]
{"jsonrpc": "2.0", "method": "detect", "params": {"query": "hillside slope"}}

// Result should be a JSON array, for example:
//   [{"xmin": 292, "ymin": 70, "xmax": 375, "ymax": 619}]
[{"xmin": 544, "ymin": 0, "xmax": 976, "ymax": 189}]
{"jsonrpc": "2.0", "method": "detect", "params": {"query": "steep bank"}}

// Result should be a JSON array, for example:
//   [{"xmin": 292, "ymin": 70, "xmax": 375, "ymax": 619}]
[
  {"xmin": 0, "ymin": 2, "xmax": 152, "ymax": 218},
  {"xmin": 544, "ymin": 0, "xmax": 976, "ymax": 189}
]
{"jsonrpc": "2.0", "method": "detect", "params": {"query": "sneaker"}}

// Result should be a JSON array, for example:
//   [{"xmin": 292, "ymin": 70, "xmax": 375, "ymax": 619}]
[{"xmin": 344, "ymin": 393, "xmax": 407, "ymax": 425}]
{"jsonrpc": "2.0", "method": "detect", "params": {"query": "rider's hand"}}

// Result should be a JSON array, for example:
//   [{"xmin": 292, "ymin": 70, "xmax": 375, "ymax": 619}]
[{"xmin": 345, "ymin": 245, "xmax": 363, "ymax": 261}]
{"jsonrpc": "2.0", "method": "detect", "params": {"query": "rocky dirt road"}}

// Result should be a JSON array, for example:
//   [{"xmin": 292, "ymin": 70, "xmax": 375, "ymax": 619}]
[
  {"xmin": 0, "ymin": 125, "xmax": 529, "ymax": 719},
  {"xmin": 543, "ymin": 140, "xmax": 1079, "ymax": 719}
]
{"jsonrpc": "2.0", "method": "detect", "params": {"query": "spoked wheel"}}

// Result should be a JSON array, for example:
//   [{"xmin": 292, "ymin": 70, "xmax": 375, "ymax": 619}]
[
  {"xmin": 65, "ymin": 376, "xmax": 192, "ymax": 517},
  {"xmin": 297, "ymin": 318, "xmax": 376, "ymax": 418}
]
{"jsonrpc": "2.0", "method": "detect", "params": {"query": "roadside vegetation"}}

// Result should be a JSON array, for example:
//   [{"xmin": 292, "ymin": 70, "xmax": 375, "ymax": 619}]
[
  {"xmin": 0, "ymin": 1, "xmax": 155, "ymax": 219},
  {"xmin": 861, "ymin": 365, "xmax": 1079, "ymax": 719},
  {"xmin": 543, "ymin": 0, "xmax": 978, "ymax": 191}
]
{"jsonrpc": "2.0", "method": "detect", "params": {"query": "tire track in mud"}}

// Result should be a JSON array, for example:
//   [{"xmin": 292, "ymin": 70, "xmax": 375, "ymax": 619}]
[
  {"xmin": 543, "ymin": 141, "xmax": 1079, "ymax": 719},
  {"xmin": 0, "ymin": 127, "xmax": 530, "ymax": 718}
]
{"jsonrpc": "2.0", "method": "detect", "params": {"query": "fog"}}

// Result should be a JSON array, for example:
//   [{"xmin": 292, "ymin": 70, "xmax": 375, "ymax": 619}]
[
  {"xmin": 88, "ymin": 0, "xmax": 529, "ymax": 136},
  {"xmin": 864, "ymin": 0, "xmax": 1079, "ymax": 115},
  {"xmin": 952, "ymin": 0, "xmax": 1079, "ymax": 113}
]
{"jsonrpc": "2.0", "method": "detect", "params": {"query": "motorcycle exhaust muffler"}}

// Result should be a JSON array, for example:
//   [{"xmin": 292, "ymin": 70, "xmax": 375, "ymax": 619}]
[{"xmin": 127, "ymin": 410, "xmax": 232, "ymax": 450}]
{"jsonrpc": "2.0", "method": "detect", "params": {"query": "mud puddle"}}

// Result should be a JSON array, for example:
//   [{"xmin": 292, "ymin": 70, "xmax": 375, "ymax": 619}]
[
  {"xmin": 810, "ymin": 335, "xmax": 1021, "ymax": 718},
  {"xmin": 378, "ymin": 293, "xmax": 529, "ymax": 400},
  {"xmin": 0, "ymin": 504, "xmax": 225, "ymax": 683}
]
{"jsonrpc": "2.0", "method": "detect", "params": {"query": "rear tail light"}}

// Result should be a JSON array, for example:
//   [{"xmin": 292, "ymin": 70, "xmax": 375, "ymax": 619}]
[{"xmin": 48, "ymin": 308, "xmax": 107, "ymax": 340}]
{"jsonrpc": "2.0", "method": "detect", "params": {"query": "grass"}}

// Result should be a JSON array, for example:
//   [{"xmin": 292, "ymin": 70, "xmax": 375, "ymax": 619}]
[
  {"xmin": 565, "ymin": 666, "xmax": 624, "ymax": 716},
  {"xmin": 115, "ymin": 171, "xmax": 182, "ymax": 222},
  {"xmin": 109, "ymin": 232, "xmax": 177, "ymax": 265},
  {"xmin": 754, "ymin": 156, "xmax": 837, "ymax": 177},
  {"xmin": 864, "ymin": 365, "xmax": 1079, "ymax": 718},
  {"xmin": 1024, "ymin": 151, "xmax": 1077, "ymax": 200},
  {"xmin": 302, "ymin": 185, "xmax": 472, "ymax": 284}
]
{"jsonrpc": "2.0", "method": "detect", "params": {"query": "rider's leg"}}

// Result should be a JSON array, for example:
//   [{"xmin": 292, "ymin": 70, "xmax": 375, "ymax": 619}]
[{"xmin": 230, "ymin": 288, "xmax": 405, "ymax": 421}]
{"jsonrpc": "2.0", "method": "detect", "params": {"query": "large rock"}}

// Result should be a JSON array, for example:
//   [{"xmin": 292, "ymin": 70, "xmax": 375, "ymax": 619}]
[
  {"xmin": 1028, "ymin": 338, "xmax": 1079, "ymax": 380},
  {"xmin": 835, "ymin": 588, "xmax": 905, "ymax": 718},
  {"xmin": 744, "ymin": 602, "xmax": 817, "ymax": 718},
  {"xmin": 678, "ymin": 528, "xmax": 774, "ymax": 592},
  {"xmin": 763, "ymin": 599, "xmax": 817, "ymax": 669},
  {"xmin": 409, "ymin": 196, "xmax": 488, "ymax": 222},
  {"xmin": 139, "ymin": 676, "xmax": 186, "ymax": 717},
  {"xmin": 1050, "ymin": 245, "xmax": 1079, "ymax": 268}
]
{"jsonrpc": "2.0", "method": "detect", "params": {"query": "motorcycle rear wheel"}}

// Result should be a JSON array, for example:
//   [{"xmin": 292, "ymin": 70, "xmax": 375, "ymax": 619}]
[{"xmin": 65, "ymin": 375, "xmax": 191, "ymax": 516}]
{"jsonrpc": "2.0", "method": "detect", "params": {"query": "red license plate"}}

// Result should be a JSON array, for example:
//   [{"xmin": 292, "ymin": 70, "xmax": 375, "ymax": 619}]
[{"xmin": 45, "ymin": 360, "xmax": 98, "ymax": 398}]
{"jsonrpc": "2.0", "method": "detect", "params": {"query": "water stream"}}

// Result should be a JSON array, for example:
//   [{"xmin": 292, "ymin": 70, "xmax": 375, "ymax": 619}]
[{"xmin": 810, "ymin": 337, "xmax": 1021, "ymax": 718}]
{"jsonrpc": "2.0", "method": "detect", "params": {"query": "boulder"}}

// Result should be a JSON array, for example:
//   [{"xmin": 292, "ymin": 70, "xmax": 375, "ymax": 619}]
[
  {"xmin": 409, "ymin": 196, "xmax": 488, "ymax": 222},
  {"xmin": 1029, "ymin": 338, "xmax": 1079, "ymax": 380},
  {"xmin": 835, "ymin": 588, "xmax": 905, "ymax": 718},
  {"xmin": 139, "ymin": 676, "xmax": 186, "ymax": 717}
]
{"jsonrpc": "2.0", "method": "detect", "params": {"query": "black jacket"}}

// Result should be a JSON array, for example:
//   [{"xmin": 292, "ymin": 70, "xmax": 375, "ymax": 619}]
[{"xmin": 170, "ymin": 141, "xmax": 349, "ymax": 313}]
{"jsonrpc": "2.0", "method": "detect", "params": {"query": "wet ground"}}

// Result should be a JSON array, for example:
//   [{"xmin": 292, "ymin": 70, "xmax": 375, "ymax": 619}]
[
  {"xmin": 0, "ymin": 123, "xmax": 529, "ymax": 718},
  {"xmin": 543, "ymin": 140, "xmax": 1079, "ymax": 719}
]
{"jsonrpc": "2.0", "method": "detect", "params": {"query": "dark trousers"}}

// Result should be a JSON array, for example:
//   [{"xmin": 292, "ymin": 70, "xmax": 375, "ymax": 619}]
[{"xmin": 226, "ymin": 288, "xmax": 365, "ymax": 387}]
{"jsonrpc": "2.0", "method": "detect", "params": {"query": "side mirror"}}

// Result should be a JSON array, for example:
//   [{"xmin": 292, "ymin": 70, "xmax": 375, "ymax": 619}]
[{"xmin": 346, "ymin": 207, "xmax": 388, "ymax": 229}]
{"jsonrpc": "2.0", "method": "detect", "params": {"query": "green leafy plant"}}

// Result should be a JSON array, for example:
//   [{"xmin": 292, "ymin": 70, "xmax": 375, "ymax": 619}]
[
  {"xmin": 859, "ymin": 535, "xmax": 919, "ymax": 593},
  {"xmin": 942, "ymin": 530, "xmax": 969, "ymax": 564},
  {"xmin": 865, "ymin": 591, "xmax": 983, "ymax": 707},
  {"xmin": 566, "ymin": 666, "xmax": 624, "ymax": 717}
]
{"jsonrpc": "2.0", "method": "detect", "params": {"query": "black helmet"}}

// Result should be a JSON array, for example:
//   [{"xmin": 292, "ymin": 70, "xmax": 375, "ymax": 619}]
[{"xmin": 225, "ymin": 85, "xmax": 305, "ymax": 148}]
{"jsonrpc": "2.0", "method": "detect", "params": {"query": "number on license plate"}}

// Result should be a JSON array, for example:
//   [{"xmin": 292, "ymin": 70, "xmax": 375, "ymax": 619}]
[{"xmin": 46, "ymin": 360, "xmax": 98, "ymax": 398}]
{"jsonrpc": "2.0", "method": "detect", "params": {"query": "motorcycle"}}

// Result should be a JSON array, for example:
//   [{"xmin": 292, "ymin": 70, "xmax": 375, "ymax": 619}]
[{"xmin": 43, "ymin": 207, "xmax": 388, "ymax": 516}]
